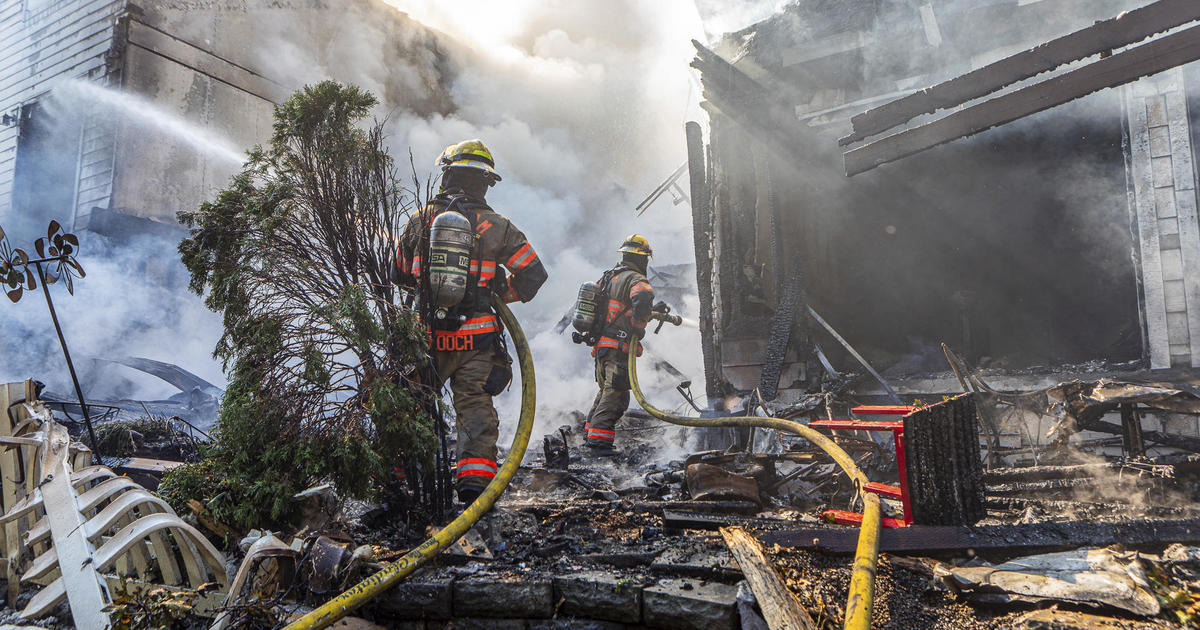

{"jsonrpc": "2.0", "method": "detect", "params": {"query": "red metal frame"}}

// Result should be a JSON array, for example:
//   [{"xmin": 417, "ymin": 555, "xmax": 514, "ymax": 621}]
[
  {"xmin": 821, "ymin": 509, "xmax": 908, "ymax": 529},
  {"xmin": 863, "ymin": 481, "xmax": 902, "ymax": 499},
  {"xmin": 811, "ymin": 404, "xmax": 915, "ymax": 528},
  {"xmin": 851, "ymin": 405, "xmax": 913, "ymax": 415}
]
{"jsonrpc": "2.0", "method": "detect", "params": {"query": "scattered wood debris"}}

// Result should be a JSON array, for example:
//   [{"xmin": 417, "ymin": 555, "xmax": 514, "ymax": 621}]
[{"xmin": 720, "ymin": 526, "xmax": 816, "ymax": 630}]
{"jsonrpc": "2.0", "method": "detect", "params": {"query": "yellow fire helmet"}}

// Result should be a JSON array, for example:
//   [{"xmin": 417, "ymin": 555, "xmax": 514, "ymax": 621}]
[
  {"xmin": 437, "ymin": 139, "xmax": 501, "ymax": 181},
  {"xmin": 618, "ymin": 233, "xmax": 653, "ymax": 258}
]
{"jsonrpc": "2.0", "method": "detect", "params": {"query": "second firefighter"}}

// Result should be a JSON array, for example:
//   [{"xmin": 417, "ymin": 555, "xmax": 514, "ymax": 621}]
[{"xmin": 582, "ymin": 234, "xmax": 656, "ymax": 452}]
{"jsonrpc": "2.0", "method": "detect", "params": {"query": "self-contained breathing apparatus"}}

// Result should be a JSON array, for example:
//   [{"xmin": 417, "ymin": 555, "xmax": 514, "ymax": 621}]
[
  {"xmin": 571, "ymin": 269, "xmax": 623, "ymax": 346},
  {"xmin": 422, "ymin": 195, "xmax": 514, "ymax": 390},
  {"xmin": 424, "ymin": 196, "xmax": 501, "ymax": 332},
  {"xmin": 428, "ymin": 210, "xmax": 474, "ymax": 324},
  {"xmin": 571, "ymin": 268, "xmax": 682, "ymax": 346}
]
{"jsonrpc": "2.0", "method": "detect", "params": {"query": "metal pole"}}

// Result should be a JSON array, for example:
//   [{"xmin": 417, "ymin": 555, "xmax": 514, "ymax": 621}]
[
  {"xmin": 35, "ymin": 262, "xmax": 101, "ymax": 459},
  {"xmin": 807, "ymin": 306, "xmax": 903, "ymax": 404}
]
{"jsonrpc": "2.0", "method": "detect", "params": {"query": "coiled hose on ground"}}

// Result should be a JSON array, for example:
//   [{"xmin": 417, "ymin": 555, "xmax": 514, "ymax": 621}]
[
  {"xmin": 283, "ymin": 298, "xmax": 536, "ymax": 630},
  {"xmin": 626, "ymin": 341, "xmax": 881, "ymax": 630}
]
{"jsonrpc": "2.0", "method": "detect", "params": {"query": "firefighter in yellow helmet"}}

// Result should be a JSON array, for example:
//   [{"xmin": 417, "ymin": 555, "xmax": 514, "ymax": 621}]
[
  {"xmin": 583, "ymin": 234, "xmax": 655, "ymax": 452},
  {"xmin": 394, "ymin": 139, "xmax": 547, "ymax": 504}
]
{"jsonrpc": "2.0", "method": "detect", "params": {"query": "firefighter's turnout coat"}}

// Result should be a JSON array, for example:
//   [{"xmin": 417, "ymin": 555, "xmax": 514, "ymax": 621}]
[{"xmin": 396, "ymin": 192, "xmax": 546, "ymax": 489}]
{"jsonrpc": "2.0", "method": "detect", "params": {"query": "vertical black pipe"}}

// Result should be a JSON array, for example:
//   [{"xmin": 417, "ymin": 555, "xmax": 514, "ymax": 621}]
[{"xmin": 35, "ymin": 263, "xmax": 101, "ymax": 459}]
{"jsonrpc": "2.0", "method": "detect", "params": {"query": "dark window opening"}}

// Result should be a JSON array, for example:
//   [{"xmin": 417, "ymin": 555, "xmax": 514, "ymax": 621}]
[{"xmin": 11, "ymin": 101, "xmax": 82, "ymax": 238}]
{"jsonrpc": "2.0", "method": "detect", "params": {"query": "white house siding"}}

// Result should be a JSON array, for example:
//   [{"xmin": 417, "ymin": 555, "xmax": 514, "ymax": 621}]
[{"xmin": 0, "ymin": 0, "xmax": 125, "ymax": 233}]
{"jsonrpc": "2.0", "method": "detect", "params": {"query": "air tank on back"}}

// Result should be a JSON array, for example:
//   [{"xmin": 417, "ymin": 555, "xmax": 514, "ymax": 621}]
[
  {"xmin": 572, "ymin": 281, "xmax": 603, "ymax": 335},
  {"xmin": 429, "ymin": 211, "xmax": 474, "ymax": 320}
]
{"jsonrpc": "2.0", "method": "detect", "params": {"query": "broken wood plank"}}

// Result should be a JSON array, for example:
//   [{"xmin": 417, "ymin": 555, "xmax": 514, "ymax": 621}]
[
  {"xmin": 34, "ymin": 422, "xmax": 107, "ymax": 630},
  {"xmin": 0, "ymin": 382, "xmax": 30, "ymax": 604},
  {"xmin": 844, "ymin": 22, "xmax": 1200, "ymax": 175},
  {"xmin": 662, "ymin": 510, "xmax": 794, "ymax": 532},
  {"xmin": 983, "ymin": 461, "xmax": 1173, "ymax": 483},
  {"xmin": 120, "ymin": 457, "xmax": 185, "ymax": 474},
  {"xmin": 188, "ymin": 499, "xmax": 236, "ymax": 543},
  {"xmin": 1017, "ymin": 607, "xmax": 1137, "ymax": 629},
  {"xmin": 426, "ymin": 524, "xmax": 492, "ymax": 560},
  {"xmin": 758, "ymin": 517, "xmax": 1200, "ymax": 556},
  {"xmin": 118, "ymin": 457, "xmax": 186, "ymax": 491},
  {"xmin": 720, "ymin": 527, "xmax": 816, "ymax": 630},
  {"xmin": 843, "ymin": 0, "xmax": 1200, "ymax": 144}
]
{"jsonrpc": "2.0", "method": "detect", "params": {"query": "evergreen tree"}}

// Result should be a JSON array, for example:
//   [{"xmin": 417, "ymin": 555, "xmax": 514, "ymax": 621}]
[{"xmin": 166, "ymin": 81, "xmax": 438, "ymax": 528}]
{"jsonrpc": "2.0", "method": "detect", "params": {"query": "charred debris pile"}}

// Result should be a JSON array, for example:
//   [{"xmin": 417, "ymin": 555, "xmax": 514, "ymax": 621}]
[{"xmin": 4, "ymin": 364, "xmax": 1200, "ymax": 629}]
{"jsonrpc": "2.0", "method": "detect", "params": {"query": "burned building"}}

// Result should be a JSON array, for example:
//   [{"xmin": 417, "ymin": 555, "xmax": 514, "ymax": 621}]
[
  {"xmin": 0, "ymin": 0, "xmax": 460, "ymax": 403},
  {"xmin": 688, "ymin": 0, "xmax": 1200, "ymax": 413},
  {"xmin": 0, "ymin": 0, "xmax": 454, "ymax": 259}
]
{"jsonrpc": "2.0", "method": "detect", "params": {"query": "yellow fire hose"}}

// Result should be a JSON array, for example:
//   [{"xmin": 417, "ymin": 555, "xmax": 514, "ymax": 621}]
[
  {"xmin": 626, "ymin": 341, "xmax": 881, "ymax": 630},
  {"xmin": 284, "ymin": 298, "xmax": 536, "ymax": 630},
  {"xmin": 285, "ymin": 299, "xmax": 876, "ymax": 629}
]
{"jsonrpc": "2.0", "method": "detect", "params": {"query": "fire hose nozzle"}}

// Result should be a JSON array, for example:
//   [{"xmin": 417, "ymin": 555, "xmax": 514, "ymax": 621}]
[{"xmin": 650, "ymin": 309, "xmax": 683, "ymax": 333}]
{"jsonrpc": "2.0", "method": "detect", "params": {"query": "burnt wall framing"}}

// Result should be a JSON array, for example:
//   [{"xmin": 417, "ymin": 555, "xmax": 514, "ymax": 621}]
[{"xmin": 690, "ymin": 0, "xmax": 1162, "ymax": 400}]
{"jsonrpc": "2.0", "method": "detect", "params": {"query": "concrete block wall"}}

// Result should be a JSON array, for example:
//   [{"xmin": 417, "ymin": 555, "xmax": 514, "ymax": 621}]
[
  {"xmin": 380, "ymin": 571, "xmax": 740, "ymax": 630},
  {"xmin": 1126, "ymin": 67, "xmax": 1200, "ymax": 368}
]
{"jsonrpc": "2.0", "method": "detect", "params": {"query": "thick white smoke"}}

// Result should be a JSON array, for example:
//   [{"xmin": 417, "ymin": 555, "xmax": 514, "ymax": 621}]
[
  {"xmin": 0, "ymin": 83, "xmax": 231, "ymax": 402},
  {"xmin": 375, "ymin": 1, "xmax": 718, "ymax": 435},
  {"xmin": 0, "ymin": 232, "xmax": 226, "ymax": 402},
  {"xmin": 3, "ymin": 1, "xmax": 765, "ymax": 444}
]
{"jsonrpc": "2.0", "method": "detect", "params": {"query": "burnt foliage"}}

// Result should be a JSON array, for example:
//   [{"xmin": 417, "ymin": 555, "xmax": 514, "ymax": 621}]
[{"xmin": 172, "ymin": 81, "xmax": 438, "ymax": 529}]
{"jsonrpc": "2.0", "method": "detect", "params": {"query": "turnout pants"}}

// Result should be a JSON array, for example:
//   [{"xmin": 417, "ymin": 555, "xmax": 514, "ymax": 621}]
[
  {"xmin": 435, "ymin": 346, "xmax": 506, "ymax": 491},
  {"xmin": 585, "ymin": 354, "xmax": 630, "ymax": 446}
]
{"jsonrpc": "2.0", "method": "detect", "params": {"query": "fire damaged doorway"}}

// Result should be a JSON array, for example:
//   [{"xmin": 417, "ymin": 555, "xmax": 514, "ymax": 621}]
[{"xmin": 803, "ymin": 93, "xmax": 1143, "ymax": 376}]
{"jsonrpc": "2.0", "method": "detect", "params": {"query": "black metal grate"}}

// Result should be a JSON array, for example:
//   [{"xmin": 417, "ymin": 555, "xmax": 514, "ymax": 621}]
[{"xmin": 904, "ymin": 393, "xmax": 986, "ymax": 526}]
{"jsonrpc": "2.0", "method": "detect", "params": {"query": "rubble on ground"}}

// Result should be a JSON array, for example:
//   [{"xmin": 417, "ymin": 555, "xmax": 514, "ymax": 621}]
[{"xmin": 4, "ymin": 381, "xmax": 1200, "ymax": 629}]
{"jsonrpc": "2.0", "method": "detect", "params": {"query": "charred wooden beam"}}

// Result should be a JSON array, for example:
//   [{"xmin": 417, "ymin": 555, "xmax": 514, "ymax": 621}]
[
  {"xmin": 662, "ymin": 510, "xmax": 794, "ymax": 532},
  {"xmin": 757, "ymin": 178, "xmax": 804, "ymax": 402},
  {"xmin": 983, "ymin": 461, "xmax": 1174, "ymax": 483},
  {"xmin": 686, "ymin": 121, "xmax": 721, "ymax": 402},
  {"xmin": 984, "ymin": 496, "xmax": 1200, "ymax": 518},
  {"xmin": 721, "ymin": 527, "xmax": 817, "ymax": 630},
  {"xmin": 1080, "ymin": 418, "xmax": 1200, "ymax": 453},
  {"xmin": 691, "ymin": 41, "xmax": 813, "ymax": 171},
  {"xmin": 758, "ymin": 517, "xmax": 1200, "ymax": 555},
  {"xmin": 1120, "ymin": 403, "xmax": 1147, "ymax": 457},
  {"xmin": 844, "ymin": 22, "xmax": 1200, "ymax": 175},
  {"xmin": 842, "ymin": 0, "xmax": 1200, "ymax": 145},
  {"xmin": 984, "ymin": 476, "xmax": 1168, "ymax": 496}
]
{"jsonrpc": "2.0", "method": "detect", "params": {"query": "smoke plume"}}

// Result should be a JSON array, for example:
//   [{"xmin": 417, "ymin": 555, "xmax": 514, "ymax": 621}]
[{"xmin": 3, "ymin": 1, "xmax": 777, "ymax": 441}]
